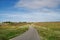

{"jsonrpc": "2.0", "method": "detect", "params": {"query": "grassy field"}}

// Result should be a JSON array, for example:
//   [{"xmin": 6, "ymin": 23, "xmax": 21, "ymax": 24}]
[
  {"xmin": 0, "ymin": 22, "xmax": 29, "ymax": 40},
  {"xmin": 33, "ymin": 22, "xmax": 60, "ymax": 40}
]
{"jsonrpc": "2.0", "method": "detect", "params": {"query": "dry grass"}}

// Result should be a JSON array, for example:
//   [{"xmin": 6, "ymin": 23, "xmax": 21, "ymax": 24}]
[
  {"xmin": 0, "ymin": 22, "xmax": 29, "ymax": 40},
  {"xmin": 33, "ymin": 22, "xmax": 60, "ymax": 40}
]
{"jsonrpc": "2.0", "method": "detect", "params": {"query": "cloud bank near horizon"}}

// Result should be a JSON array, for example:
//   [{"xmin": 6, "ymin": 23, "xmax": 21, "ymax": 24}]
[{"xmin": 0, "ymin": 11, "xmax": 60, "ymax": 22}]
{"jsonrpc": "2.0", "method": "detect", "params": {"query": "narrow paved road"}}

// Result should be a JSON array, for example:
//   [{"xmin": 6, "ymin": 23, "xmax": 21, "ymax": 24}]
[{"xmin": 10, "ymin": 26, "xmax": 40, "ymax": 40}]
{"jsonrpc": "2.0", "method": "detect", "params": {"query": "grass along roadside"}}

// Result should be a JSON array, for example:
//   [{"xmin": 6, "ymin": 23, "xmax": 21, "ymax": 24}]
[
  {"xmin": 34, "ymin": 26, "xmax": 60, "ymax": 40},
  {"xmin": 0, "ymin": 25, "xmax": 29, "ymax": 40}
]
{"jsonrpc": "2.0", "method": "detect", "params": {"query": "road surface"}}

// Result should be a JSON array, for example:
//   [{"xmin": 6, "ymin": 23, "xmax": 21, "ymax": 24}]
[{"xmin": 10, "ymin": 26, "xmax": 40, "ymax": 40}]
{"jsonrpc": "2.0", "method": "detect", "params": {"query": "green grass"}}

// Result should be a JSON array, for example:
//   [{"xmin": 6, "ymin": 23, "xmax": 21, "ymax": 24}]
[
  {"xmin": 0, "ymin": 22, "xmax": 29, "ymax": 40},
  {"xmin": 33, "ymin": 22, "xmax": 60, "ymax": 40}
]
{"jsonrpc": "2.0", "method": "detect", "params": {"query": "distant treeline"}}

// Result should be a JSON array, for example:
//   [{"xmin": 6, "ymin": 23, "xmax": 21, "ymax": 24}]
[{"xmin": 0, "ymin": 21, "xmax": 32, "ymax": 27}]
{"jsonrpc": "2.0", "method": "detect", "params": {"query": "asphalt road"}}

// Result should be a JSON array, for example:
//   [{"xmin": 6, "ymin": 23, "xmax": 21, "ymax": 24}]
[{"xmin": 10, "ymin": 26, "xmax": 40, "ymax": 40}]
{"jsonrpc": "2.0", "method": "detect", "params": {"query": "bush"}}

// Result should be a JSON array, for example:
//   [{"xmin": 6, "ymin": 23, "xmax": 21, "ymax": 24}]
[{"xmin": 0, "ymin": 35, "xmax": 9, "ymax": 40}]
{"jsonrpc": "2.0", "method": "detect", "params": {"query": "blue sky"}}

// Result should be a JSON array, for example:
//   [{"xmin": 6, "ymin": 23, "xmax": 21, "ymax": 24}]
[{"xmin": 0, "ymin": 0, "xmax": 60, "ymax": 22}]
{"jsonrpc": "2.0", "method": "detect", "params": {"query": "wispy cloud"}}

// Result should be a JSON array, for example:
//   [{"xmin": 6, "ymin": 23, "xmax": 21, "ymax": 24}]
[
  {"xmin": 15, "ymin": 0, "xmax": 60, "ymax": 9},
  {"xmin": 0, "ymin": 11, "xmax": 60, "ymax": 22},
  {"xmin": 0, "ymin": 0, "xmax": 60, "ymax": 22}
]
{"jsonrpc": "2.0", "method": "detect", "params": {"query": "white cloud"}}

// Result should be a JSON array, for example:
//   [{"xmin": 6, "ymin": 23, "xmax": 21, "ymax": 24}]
[
  {"xmin": 15, "ymin": 0, "xmax": 60, "ymax": 9},
  {"xmin": 0, "ymin": 11, "xmax": 60, "ymax": 22}
]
